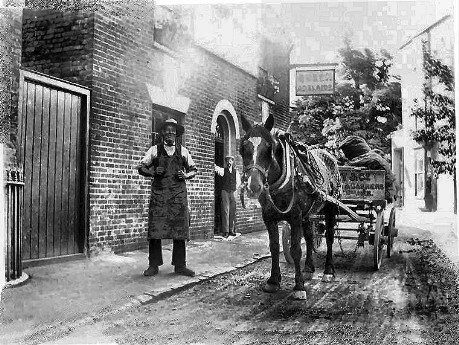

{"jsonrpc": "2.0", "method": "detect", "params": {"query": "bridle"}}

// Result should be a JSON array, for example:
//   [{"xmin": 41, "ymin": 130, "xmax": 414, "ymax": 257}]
[
  {"xmin": 241, "ymin": 145, "xmax": 296, "ymax": 215},
  {"xmin": 243, "ymin": 163, "xmax": 269, "ymax": 183}
]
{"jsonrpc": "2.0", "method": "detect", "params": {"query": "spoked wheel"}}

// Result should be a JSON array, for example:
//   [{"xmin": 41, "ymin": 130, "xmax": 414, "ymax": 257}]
[
  {"xmin": 386, "ymin": 207, "xmax": 396, "ymax": 258},
  {"xmin": 373, "ymin": 211, "xmax": 384, "ymax": 270},
  {"xmin": 282, "ymin": 222, "xmax": 294, "ymax": 264}
]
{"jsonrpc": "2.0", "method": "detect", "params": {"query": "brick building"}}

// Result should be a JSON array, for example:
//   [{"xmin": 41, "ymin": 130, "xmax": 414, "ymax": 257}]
[{"xmin": 3, "ymin": 2, "xmax": 292, "ymax": 265}]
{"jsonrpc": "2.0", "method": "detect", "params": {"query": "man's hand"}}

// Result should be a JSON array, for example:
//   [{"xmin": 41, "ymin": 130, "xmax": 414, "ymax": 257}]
[
  {"xmin": 155, "ymin": 167, "xmax": 166, "ymax": 176},
  {"xmin": 176, "ymin": 169, "xmax": 188, "ymax": 180},
  {"xmin": 138, "ymin": 166, "xmax": 153, "ymax": 177}
]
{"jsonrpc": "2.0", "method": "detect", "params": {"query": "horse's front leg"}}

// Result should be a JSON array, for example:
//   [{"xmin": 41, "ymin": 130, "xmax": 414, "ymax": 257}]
[
  {"xmin": 262, "ymin": 220, "xmax": 281, "ymax": 293},
  {"xmin": 290, "ymin": 214, "xmax": 307, "ymax": 300},
  {"xmin": 302, "ymin": 218, "xmax": 315, "ymax": 280},
  {"xmin": 323, "ymin": 206, "xmax": 337, "ymax": 282}
]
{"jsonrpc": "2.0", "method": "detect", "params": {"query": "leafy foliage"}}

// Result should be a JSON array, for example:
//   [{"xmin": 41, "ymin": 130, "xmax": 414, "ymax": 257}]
[
  {"xmin": 410, "ymin": 43, "xmax": 455, "ymax": 176},
  {"xmin": 339, "ymin": 37, "xmax": 393, "ymax": 93},
  {"xmin": 290, "ymin": 39, "xmax": 401, "ymax": 156}
]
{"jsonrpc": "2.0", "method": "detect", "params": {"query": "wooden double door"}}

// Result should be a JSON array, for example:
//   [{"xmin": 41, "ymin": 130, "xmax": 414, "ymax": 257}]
[{"xmin": 18, "ymin": 71, "xmax": 89, "ymax": 261}]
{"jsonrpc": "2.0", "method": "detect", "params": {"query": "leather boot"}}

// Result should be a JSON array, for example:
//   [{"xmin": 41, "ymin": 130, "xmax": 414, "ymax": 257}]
[
  {"xmin": 143, "ymin": 266, "xmax": 159, "ymax": 276},
  {"xmin": 174, "ymin": 265, "xmax": 195, "ymax": 277}
]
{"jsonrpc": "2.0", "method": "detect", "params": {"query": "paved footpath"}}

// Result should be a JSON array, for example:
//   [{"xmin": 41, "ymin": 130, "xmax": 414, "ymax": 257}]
[
  {"xmin": 0, "ymin": 232, "xmax": 271, "ymax": 344},
  {"xmin": 397, "ymin": 204, "xmax": 458, "ymax": 266}
]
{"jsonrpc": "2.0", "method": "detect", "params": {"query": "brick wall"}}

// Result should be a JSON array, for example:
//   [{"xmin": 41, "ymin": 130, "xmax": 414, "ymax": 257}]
[
  {"xmin": 179, "ymin": 45, "xmax": 266, "ymax": 238},
  {"xmin": 0, "ymin": 8, "xmax": 23, "ymax": 168},
  {"xmin": 20, "ymin": 3, "xmax": 291, "ymax": 254},
  {"xmin": 22, "ymin": 9, "xmax": 94, "ymax": 88},
  {"xmin": 90, "ymin": 14, "xmax": 269, "ymax": 250},
  {"xmin": 89, "ymin": 7, "xmax": 157, "ymax": 253}
]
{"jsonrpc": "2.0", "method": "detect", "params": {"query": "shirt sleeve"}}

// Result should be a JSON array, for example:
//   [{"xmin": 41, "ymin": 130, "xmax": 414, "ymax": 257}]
[
  {"xmin": 181, "ymin": 146, "xmax": 197, "ymax": 171},
  {"xmin": 214, "ymin": 165, "xmax": 224, "ymax": 176},
  {"xmin": 236, "ymin": 169, "xmax": 241, "ymax": 189},
  {"xmin": 137, "ymin": 145, "xmax": 158, "ymax": 169}
]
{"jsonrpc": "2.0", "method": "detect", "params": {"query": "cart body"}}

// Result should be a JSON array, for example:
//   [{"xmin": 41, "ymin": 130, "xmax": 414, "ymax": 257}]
[{"xmin": 282, "ymin": 166, "xmax": 398, "ymax": 270}]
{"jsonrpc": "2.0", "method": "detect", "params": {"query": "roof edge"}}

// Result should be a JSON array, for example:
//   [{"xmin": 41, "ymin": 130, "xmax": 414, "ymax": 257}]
[{"xmin": 399, "ymin": 14, "xmax": 452, "ymax": 50}]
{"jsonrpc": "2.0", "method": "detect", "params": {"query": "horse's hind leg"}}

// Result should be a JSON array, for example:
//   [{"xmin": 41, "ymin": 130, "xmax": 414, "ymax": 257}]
[
  {"xmin": 262, "ymin": 220, "xmax": 281, "ymax": 293},
  {"xmin": 302, "ymin": 218, "xmax": 315, "ymax": 280},
  {"xmin": 323, "ymin": 203, "xmax": 337, "ymax": 282},
  {"xmin": 290, "ymin": 215, "xmax": 307, "ymax": 300}
]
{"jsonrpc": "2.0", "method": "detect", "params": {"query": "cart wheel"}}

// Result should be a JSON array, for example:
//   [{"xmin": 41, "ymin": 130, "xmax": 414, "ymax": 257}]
[
  {"xmin": 281, "ymin": 222, "xmax": 294, "ymax": 264},
  {"xmin": 373, "ymin": 211, "xmax": 384, "ymax": 270},
  {"xmin": 386, "ymin": 207, "xmax": 396, "ymax": 258}
]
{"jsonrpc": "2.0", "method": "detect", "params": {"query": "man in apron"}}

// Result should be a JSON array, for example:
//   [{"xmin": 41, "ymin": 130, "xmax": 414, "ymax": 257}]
[{"xmin": 137, "ymin": 119, "xmax": 197, "ymax": 277}]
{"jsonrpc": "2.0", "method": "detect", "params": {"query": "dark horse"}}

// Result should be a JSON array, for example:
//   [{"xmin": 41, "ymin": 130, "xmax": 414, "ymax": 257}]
[{"xmin": 239, "ymin": 113, "xmax": 341, "ymax": 300}]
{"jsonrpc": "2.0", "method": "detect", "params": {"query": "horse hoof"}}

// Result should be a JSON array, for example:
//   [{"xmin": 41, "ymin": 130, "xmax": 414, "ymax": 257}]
[
  {"xmin": 292, "ymin": 290, "xmax": 307, "ymax": 300},
  {"xmin": 303, "ymin": 272, "xmax": 314, "ymax": 280},
  {"xmin": 322, "ymin": 274, "xmax": 335, "ymax": 282},
  {"xmin": 262, "ymin": 283, "xmax": 280, "ymax": 293}
]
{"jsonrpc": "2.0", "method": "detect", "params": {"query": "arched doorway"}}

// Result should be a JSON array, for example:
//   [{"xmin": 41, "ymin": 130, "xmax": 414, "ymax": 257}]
[
  {"xmin": 211, "ymin": 100, "xmax": 240, "ymax": 235},
  {"xmin": 214, "ymin": 115, "xmax": 226, "ymax": 234}
]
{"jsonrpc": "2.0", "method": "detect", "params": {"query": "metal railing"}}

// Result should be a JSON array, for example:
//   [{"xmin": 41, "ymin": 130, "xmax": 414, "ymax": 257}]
[{"xmin": 5, "ymin": 169, "xmax": 24, "ymax": 282}]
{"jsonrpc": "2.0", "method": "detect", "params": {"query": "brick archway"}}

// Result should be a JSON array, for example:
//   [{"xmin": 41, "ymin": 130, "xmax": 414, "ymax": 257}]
[
  {"xmin": 210, "ymin": 99, "xmax": 240, "ymax": 156},
  {"xmin": 211, "ymin": 100, "xmax": 239, "ymax": 235}
]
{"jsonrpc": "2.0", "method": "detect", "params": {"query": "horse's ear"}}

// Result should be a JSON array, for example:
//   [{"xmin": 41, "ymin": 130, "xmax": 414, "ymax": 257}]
[
  {"xmin": 241, "ymin": 115, "xmax": 252, "ymax": 133},
  {"xmin": 263, "ymin": 113, "xmax": 274, "ymax": 131}
]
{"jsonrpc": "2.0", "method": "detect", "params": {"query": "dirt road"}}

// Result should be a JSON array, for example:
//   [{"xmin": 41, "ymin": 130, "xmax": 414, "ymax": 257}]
[
  {"xmin": 18, "ymin": 226, "xmax": 459, "ymax": 345},
  {"xmin": 31, "ymin": 229, "xmax": 459, "ymax": 345}
]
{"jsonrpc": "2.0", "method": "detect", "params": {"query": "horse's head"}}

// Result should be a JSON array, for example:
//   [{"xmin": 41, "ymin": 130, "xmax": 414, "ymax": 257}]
[{"xmin": 239, "ymin": 113, "xmax": 276, "ymax": 199}]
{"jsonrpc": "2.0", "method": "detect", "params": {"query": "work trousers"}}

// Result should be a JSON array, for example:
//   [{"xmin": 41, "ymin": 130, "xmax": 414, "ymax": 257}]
[
  {"xmin": 148, "ymin": 239, "xmax": 186, "ymax": 267},
  {"xmin": 221, "ymin": 190, "xmax": 236, "ymax": 234}
]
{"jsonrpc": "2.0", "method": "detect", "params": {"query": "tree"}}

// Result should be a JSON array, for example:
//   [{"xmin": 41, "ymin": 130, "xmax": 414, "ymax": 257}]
[
  {"xmin": 290, "ymin": 39, "xmax": 401, "ymax": 157},
  {"xmin": 410, "ymin": 42, "xmax": 455, "ymax": 212}
]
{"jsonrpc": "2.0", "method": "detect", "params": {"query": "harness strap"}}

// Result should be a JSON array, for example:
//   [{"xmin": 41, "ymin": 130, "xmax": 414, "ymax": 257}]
[
  {"xmin": 263, "ymin": 168, "xmax": 295, "ymax": 214},
  {"xmin": 262, "ymin": 140, "xmax": 296, "ymax": 214},
  {"xmin": 270, "ymin": 139, "xmax": 289, "ymax": 190}
]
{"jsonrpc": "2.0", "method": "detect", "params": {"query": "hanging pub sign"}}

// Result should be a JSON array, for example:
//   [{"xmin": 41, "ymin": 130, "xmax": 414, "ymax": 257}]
[{"xmin": 295, "ymin": 68, "xmax": 335, "ymax": 96}]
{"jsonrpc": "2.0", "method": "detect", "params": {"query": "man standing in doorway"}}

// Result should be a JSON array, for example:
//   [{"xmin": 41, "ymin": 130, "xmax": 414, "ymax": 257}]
[
  {"xmin": 137, "ymin": 119, "xmax": 197, "ymax": 277},
  {"xmin": 215, "ymin": 155, "xmax": 241, "ymax": 237}
]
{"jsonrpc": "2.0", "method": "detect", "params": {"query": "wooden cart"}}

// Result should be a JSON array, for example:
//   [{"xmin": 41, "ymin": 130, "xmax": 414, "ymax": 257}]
[{"xmin": 282, "ymin": 166, "xmax": 398, "ymax": 270}]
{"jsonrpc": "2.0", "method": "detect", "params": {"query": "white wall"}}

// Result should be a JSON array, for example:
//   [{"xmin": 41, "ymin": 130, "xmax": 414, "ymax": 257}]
[
  {"xmin": 397, "ymin": 35, "xmax": 426, "ymax": 204},
  {"xmin": 396, "ymin": 15, "xmax": 455, "ymax": 208},
  {"xmin": 437, "ymin": 174, "xmax": 455, "ymax": 212}
]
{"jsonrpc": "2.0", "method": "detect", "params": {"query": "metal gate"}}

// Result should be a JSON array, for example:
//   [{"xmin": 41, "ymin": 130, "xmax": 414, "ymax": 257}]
[
  {"xmin": 5, "ymin": 169, "xmax": 24, "ymax": 281},
  {"xmin": 18, "ymin": 70, "xmax": 90, "ymax": 262}
]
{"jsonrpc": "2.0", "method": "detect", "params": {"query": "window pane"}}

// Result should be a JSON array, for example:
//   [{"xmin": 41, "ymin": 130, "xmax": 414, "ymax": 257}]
[{"xmin": 414, "ymin": 149, "xmax": 424, "ymax": 173}]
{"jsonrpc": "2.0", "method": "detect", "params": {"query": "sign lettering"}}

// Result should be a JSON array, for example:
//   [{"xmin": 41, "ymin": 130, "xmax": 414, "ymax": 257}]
[
  {"xmin": 339, "ymin": 168, "xmax": 385, "ymax": 200},
  {"xmin": 296, "ymin": 69, "xmax": 335, "ymax": 96}
]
